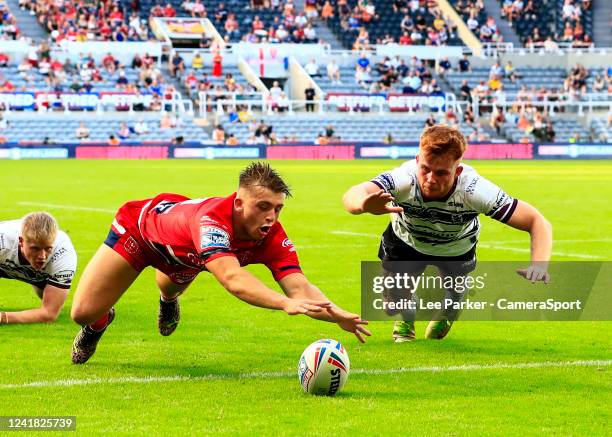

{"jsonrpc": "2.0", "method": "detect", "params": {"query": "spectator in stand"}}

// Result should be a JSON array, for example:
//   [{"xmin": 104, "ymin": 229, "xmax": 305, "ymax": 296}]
[
  {"xmin": 160, "ymin": 113, "xmax": 173, "ymax": 129},
  {"xmin": 191, "ymin": 52, "xmax": 204, "ymax": 70},
  {"xmin": 437, "ymin": 56, "xmax": 452, "ymax": 78},
  {"xmin": 0, "ymin": 53, "xmax": 8, "ymax": 68},
  {"xmin": 269, "ymin": 81, "xmax": 283, "ymax": 101},
  {"xmin": 108, "ymin": 135, "xmax": 121, "ymax": 146},
  {"xmin": 327, "ymin": 59, "xmax": 341, "ymax": 84},
  {"xmin": 321, "ymin": 1, "xmax": 334, "ymax": 20},
  {"xmin": 226, "ymin": 134, "xmax": 239, "ymax": 146},
  {"xmin": 134, "ymin": 119, "xmax": 149, "ymax": 135},
  {"xmin": 459, "ymin": 79, "xmax": 472, "ymax": 103},
  {"xmin": 75, "ymin": 122, "xmax": 90, "ymax": 140},
  {"xmin": 458, "ymin": 54, "xmax": 471, "ymax": 72},
  {"xmin": 185, "ymin": 70, "xmax": 199, "ymax": 90},
  {"xmin": 212, "ymin": 51, "xmax": 223, "ymax": 77},
  {"xmin": 424, "ymin": 113, "xmax": 436, "ymax": 128},
  {"xmin": 118, "ymin": 122, "xmax": 131, "ymax": 140},
  {"xmin": 212, "ymin": 124, "xmax": 225, "ymax": 144},
  {"xmin": 276, "ymin": 92, "xmax": 290, "ymax": 112},
  {"xmin": 304, "ymin": 85, "xmax": 316, "ymax": 112},
  {"xmin": 304, "ymin": 59, "xmax": 320, "ymax": 77},
  {"xmin": 169, "ymin": 52, "xmax": 185, "ymax": 77},
  {"xmin": 489, "ymin": 106, "xmax": 506, "ymax": 134},
  {"xmin": 224, "ymin": 13, "xmax": 240, "ymax": 40}
]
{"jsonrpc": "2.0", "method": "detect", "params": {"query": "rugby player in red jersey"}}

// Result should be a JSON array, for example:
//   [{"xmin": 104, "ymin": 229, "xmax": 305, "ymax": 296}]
[{"xmin": 70, "ymin": 162, "xmax": 370, "ymax": 364}]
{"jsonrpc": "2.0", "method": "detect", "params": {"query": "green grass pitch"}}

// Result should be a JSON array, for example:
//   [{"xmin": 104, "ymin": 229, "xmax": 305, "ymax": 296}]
[{"xmin": 0, "ymin": 160, "xmax": 610, "ymax": 435}]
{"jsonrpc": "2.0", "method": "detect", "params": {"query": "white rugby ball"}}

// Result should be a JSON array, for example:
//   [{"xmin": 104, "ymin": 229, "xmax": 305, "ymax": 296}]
[{"xmin": 297, "ymin": 339, "xmax": 350, "ymax": 396}]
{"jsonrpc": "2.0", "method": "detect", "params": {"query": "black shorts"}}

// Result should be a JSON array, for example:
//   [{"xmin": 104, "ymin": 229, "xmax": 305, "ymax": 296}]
[{"xmin": 377, "ymin": 224, "xmax": 477, "ymax": 277}]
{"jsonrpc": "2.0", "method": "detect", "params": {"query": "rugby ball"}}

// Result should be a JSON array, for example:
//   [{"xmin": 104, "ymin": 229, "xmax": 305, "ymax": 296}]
[{"xmin": 297, "ymin": 339, "xmax": 350, "ymax": 396}]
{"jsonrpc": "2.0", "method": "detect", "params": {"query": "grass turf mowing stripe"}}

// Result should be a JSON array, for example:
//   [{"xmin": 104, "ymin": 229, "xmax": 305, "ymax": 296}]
[
  {"xmin": 2, "ymin": 360, "xmax": 609, "ymax": 390},
  {"xmin": 329, "ymin": 231, "xmax": 605, "ymax": 259}
]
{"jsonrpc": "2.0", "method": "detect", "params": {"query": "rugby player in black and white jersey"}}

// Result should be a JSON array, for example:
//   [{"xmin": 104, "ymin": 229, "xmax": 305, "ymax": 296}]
[
  {"xmin": 0, "ymin": 212, "xmax": 77, "ymax": 324},
  {"xmin": 343, "ymin": 125, "xmax": 552, "ymax": 342}
]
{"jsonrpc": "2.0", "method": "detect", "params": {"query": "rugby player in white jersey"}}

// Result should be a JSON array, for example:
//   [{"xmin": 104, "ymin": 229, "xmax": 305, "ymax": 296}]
[
  {"xmin": 343, "ymin": 125, "xmax": 552, "ymax": 342},
  {"xmin": 0, "ymin": 212, "xmax": 77, "ymax": 324}
]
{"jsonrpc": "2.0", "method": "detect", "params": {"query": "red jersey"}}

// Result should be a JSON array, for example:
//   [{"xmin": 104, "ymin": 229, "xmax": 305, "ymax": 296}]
[{"xmin": 111, "ymin": 193, "xmax": 301, "ymax": 283}]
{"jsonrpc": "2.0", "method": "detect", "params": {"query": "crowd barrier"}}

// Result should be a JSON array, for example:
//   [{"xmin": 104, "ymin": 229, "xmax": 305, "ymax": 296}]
[{"xmin": 0, "ymin": 143, "xmax": 611, "ymax": 160}]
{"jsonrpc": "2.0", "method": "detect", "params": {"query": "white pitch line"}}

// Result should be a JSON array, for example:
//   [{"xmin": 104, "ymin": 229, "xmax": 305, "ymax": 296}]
[
  {"xmin": 477, "ymin": 243, "xmax": 602, "ymax": 260},
  {"xmin": 330, "ymin": 231, "xmax": 604, "ymax": 259},
  {"xmin": 17, "ymin": 202, "xmax": 115, "ymax": 214},
  {"xmin": 1, "ymin": 360, "xmax": 609, "ymax": 390}
]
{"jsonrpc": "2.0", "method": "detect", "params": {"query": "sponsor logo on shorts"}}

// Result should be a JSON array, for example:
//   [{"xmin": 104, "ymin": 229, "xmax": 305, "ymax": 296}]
[
  {"xmin": 169, "ymin": 271, "xmax": 198, "ymax": 284},
  {"xmin": 124, "ymin": 237, "xmax": 141, "ymax": 255},
  {"xmin": 200, "ymin": 226, "xmax": 230, "ymax": 250}
]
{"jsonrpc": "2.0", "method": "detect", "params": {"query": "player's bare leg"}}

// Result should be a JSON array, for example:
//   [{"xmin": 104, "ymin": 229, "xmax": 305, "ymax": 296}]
[
  {"xmin": 156, "ymin": 270, "xmax": 191, "ymax": 336},
  {"xmin": 70, "ymin": 245, "xmax": 140, "ymax": 364}
]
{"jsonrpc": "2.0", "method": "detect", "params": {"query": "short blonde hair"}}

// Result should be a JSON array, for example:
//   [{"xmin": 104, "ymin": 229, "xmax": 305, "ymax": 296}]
[
  {"xmin": 21, "ymin": 212, "xmax": 58, "ymax": 243},
  {"xmin": 420, "ymin": 125, "xmax": 467, "ymax": 161}
]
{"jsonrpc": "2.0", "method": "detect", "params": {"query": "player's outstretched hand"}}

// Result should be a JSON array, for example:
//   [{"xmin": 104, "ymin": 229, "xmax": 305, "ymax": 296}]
[
  {"xmin": 327, "ymin": 307, "xmax": 372, "ymax": 343},
  {"xmin": 283, "ymin": 298, "xmax": 331, "ymax": 315},
  {"xmin": 362, "ymin": 190, "xmax": 404, "ymax": 215},
  {"xmin": 516, "ymin": 264, "xmax": 551, "ymax": 284}
]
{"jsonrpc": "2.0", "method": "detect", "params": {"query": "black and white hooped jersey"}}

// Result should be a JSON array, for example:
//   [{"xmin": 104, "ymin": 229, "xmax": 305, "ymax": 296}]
[
  {"xmin": 0, "ymin": 220, "xmax": 77, "ymax": 290},
  {"xmin": 372, "ymin": 160, "xmax": 518, "ymax": 257}
]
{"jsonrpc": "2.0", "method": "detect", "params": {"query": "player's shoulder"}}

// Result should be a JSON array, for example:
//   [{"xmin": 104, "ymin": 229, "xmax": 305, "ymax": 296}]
[
  {"xmin": 457, "ymin": 163, "xmax": 484, "ymax": 195},
  {"xmin": 0, "ymin": 219, "xmax": 21, "ymax": 234},
  {"xmin": 0, "ymin": 220, "xmax": 21, "ymax": 250},
  {"xmin": 195, "ymin": 194, "xmax": 235, "ymax": 232},
  {"xmin": 373, "ymin": 159, "xmax": 417, "ymax": 192}
]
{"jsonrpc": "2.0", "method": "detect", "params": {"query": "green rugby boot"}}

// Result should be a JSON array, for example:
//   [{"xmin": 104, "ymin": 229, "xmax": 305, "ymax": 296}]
[
  {"xmin": 392, "ymin": 320, "xmax": 416, "ymax": 343},
  {"xmin": 425, "ymin": 319, "xmax": 453, "ymax": 340}
]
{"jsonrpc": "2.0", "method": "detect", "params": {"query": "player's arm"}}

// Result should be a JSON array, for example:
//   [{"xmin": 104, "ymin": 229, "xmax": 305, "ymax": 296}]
[
  {"xmin": 505, "ymin": 200, "xmax": 553, "ymax": 283},
  {"xmin": 205, "ymin": 256, "xmax": 331, "ymax": 315},
  {"xmin": 342, "ymin": 181, "xmax": 403, "ymax": 215},
  {"xmin": 1, "ymin": 284, "xmax": 68, "ymax": 324},
  {"xmin": 278, "ymin": 273, "xmax": 371, "ymax": 343}
]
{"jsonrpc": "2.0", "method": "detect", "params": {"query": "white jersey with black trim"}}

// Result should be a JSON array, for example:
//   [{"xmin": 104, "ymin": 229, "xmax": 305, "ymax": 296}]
[
  {"xmin": 372, "ymin": 160, "xmax": 518, "ymax": 257},
  {"xmin": 0, "ymin": 220, "xmax": 77, "ymax": 290}
]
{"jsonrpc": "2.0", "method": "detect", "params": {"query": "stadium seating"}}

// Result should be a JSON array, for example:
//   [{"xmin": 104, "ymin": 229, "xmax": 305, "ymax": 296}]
[
  {"xmin": 448, "ymin": 0, "xmax": 500, "ymax": 42},
  {"xmin": 591, "ymin": 116, "xmax": 612, "ymax": 142},
  {"xmin": 325, "ymin": 0, "xmax": 463, "ymax": 49},
  {"xmin": 0, "ymin": 115, "xmax": 208, "ymax": 142},
  {"xmin": 502, "ymin": 116, "xmax": 590, "ymax": 143},
  {"xmin": 444, "ymin": 66, "xmax": 568, "ymax": 101},
  {"xmin": 497, "ymin": 0, "xmax": 592, "ymax": 46},
  {"xmin": 223, "ymin": 113, "xmax": 497, "ymax": 143}
]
